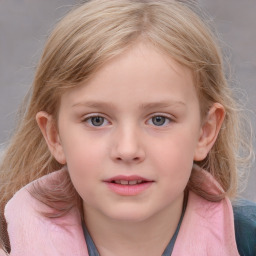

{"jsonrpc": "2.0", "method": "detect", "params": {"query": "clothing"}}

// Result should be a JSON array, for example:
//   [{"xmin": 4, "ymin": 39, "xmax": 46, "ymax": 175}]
[
  {"xmin": 82, "ymin": 200, "xmax": 256, "ymax": 256},
  {"xmin": 233, "ymin": 200, "xmax": 256, "ymax": 256},
  {"xmin": 0, "ymin": 168, "xmax": 255, "ymax": 255}
]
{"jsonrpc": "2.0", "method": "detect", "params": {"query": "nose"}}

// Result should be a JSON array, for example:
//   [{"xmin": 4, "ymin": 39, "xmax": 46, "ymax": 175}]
[{"xmin": 110, "ymin": 125, "xmax": 146, "ymax": 164}]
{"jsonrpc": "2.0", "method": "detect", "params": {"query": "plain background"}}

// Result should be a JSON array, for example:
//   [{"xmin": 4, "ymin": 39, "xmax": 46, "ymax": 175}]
[{"xmin": 0, "ymin": 0, "xmax": 255, "ymax": 201}]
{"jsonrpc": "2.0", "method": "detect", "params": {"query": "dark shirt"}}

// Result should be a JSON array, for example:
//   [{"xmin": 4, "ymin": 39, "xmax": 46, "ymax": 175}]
[{"xmin": 233, "ymin": 199, "xmax": 256, "ymax": 256}]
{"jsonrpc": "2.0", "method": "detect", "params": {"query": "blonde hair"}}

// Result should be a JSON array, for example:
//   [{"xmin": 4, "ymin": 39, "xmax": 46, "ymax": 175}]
[{"xmin": 0, "ymin": 0, "xmax": 253, "ymax": 249}]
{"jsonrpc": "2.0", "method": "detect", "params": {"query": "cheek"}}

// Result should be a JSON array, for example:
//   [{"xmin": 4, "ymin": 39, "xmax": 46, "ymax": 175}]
[
  {"xmin": 65, "ymin": 144, "xmax": 105, "ymax": 173},
  {"xmin": 149, "ymin": 129, "xmax": 198, "ymax": 178},
  {"xmin": 61, "ymin": 129, "xmax": 106, "ymax": 164},
  {"xmin": 64, "ymin": 141, "xmax": 105, "ymax": 200},
  {"xmin": 59, "ymin": 140, "xmax": 103, "ymax": 194},
  {"xmin": 155, "ymin": 134, "xmax": 197, "ymax": 162}
]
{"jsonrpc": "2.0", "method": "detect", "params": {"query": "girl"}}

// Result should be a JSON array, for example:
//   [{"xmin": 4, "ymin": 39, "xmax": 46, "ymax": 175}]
[{"xmin": 0, "ymin": 0, "xmax": 255, "ymax": 255}]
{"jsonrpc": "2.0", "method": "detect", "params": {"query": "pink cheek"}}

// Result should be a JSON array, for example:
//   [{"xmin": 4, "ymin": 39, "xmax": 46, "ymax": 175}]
[{"xmin": 68, "ymin": 146, "xmax": 105, "ymax": 170}]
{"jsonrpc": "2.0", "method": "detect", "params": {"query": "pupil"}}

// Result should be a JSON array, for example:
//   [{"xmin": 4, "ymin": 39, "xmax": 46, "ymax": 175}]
[
  {"xmin": 92, "ymin": 116, "xmax": 104, "ymax": 126},
  {"xmin": 153, "ymin": 116, "xmax": 165, "ymax": 126}
]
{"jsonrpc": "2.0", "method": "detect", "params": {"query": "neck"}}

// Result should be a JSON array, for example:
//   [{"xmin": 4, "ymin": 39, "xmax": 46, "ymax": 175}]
[{"xmin": 83, "ymin": 193, "xmax": 184, "ymax": 256}]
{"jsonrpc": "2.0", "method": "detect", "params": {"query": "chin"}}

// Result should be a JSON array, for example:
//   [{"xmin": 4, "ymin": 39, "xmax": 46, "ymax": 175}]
[{"xmin": 106, "ymin": 208, "xmax": 153, "ymax": 223}]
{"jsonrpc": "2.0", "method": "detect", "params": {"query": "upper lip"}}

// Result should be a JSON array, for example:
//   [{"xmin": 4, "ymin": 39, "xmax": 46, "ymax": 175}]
[{"xmin": 104, "ymin": 175, "xmax": 153, "ymax": 182}]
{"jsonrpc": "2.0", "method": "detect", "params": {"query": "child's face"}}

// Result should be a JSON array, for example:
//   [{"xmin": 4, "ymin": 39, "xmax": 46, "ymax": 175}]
[{"xmin": 55, "ymin": 43, "xmax": 205, "ymax": 222}]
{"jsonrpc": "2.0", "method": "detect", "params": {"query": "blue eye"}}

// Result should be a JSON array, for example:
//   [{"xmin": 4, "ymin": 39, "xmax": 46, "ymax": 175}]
[
  {"xmin": 149, "ymin": 116, "xmax": 171, "ymax": 126},
  {"xmin": 84, "ymin": 116, "xmax": 109, "ymax": 127}
]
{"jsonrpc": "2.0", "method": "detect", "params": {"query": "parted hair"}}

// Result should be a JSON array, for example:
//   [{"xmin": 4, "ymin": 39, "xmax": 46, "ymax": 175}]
[{"xmin": 0, "ymin": 0, "xmax": 253, "ymax": 250}]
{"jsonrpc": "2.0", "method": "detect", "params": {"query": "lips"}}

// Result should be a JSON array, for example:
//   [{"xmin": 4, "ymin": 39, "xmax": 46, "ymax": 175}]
[{"xmin": 104, "ymin": 175, "xmax": 154, "ymax": 196}]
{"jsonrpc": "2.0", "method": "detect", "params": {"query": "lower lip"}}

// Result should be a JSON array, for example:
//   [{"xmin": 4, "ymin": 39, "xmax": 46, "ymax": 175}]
[{"xmin": 105, "ymin": 182, "xmax": 153, "ymax": 196}]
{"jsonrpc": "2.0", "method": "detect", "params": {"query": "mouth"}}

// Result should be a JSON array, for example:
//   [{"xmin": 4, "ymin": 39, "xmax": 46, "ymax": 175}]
[
  {"xmin": 110, "ymin": 179, "xmax": 146, "ymax": 185},
  {"xmin": 104, "ymin": 175, "xmax": 154, "ymax": 195},
  {"xmin": 105, "ymin": 175, "xmax": 153, "ymax": 185}
]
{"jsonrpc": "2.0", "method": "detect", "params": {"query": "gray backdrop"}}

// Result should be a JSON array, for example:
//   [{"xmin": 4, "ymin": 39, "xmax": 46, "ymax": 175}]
[{"xmin": 0, "ymin": 0, "xmax": 255, "ymax": 201}]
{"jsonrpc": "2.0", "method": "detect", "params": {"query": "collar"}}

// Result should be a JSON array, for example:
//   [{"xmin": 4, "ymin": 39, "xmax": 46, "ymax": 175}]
[
  {"xmin": 5, "ymin": 170, "xmax": 89, "ymax": 256},
  {"xmin": 172, "ymin": 167, "xmax": 239, "ymax": 255},
  {"xmin": 5, "ymin": 168, "xmax": 239, "ymax": 255}
]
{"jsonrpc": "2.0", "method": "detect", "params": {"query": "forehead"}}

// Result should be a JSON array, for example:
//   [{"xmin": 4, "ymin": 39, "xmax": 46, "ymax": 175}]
[{"xmin": 60, "ymin": 42, "xmax": 198, "ymax": 111}]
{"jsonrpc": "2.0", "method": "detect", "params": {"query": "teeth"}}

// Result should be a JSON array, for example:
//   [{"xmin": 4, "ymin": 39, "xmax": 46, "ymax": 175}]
[
  {"xmin": 113, "ymin": 180, "xmax": 145, "ymax": 185},
  {"xmin": 128, "ymin": 180, "xmax": 137, "ymax": 185}
]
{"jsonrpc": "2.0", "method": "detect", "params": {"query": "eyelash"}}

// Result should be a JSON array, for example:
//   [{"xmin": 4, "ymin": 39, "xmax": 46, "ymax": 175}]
[{"xmin": 82, "ymin": 114, "xmax": 173, "ymax": 127}]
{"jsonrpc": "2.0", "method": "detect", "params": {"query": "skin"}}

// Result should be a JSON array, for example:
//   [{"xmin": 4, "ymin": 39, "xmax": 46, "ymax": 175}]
[{"xmin": 37, "ymin": 42, "xmax": 225, "ymax": 256}]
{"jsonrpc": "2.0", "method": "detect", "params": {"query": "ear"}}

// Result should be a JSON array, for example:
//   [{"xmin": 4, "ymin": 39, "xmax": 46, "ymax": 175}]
[
  {"xmin": 36, "ymin": 111, "xmax": 66, "ymax": 164},
  {"xmin": 194, "ymin": 103, "xmax": 225, "ymax": 161}
]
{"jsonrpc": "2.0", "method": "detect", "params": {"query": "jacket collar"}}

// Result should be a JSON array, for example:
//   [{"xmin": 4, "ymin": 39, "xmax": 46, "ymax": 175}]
[
  {"xmin": 173, "ymin": 166, "xmax": 239, "ymax": 255},
  {"xmin": 5, "ymin": 170, "xmax": 89, "ymax": 256},
  {"xmin": 5, "ymin": 168, "xmax": 239, "ymax": 255}
]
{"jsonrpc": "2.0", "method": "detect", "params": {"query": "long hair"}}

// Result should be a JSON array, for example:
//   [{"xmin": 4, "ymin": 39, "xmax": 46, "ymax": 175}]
[{"xmin": 0, "ymin": 0, "xmax": 253, "ymax": 250}]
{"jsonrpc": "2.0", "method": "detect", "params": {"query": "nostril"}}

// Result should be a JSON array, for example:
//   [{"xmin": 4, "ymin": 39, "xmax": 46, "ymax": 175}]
[
  {"xmin": 116, "ymin": 156, "xmax": 141, "ymax": 162},
  {"xmin": 112, "ymin": 147, "xmax": 145, "ymax": 163}
]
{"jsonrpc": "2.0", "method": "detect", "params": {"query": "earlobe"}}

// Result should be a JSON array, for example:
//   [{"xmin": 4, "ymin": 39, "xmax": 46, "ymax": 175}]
[
  {"xmin": 194, "ymin": 103, "xmax": 225, "ymax": 161},
  {"xmin": 36, "ymin": 111, "xmax": 66, "ymax": 164}
]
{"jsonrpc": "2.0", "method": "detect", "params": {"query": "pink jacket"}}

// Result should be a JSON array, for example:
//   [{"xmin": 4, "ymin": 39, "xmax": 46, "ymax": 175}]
[{"xmin": 1, "ymin": 169, "xmax": 240, "ymax": 255}]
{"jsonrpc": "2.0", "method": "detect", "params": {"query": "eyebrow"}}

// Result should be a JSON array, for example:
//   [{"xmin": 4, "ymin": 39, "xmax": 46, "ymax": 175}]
[
  {"xmin": 72, "ymin": 101, "xmax": 116, "ymax": 109},
  {"xmin": 72, "ymin": 100, "xmax": 186, "ymax": 110},
  {"xmin": 139, "ymin": 101, "xmax": 186, "ymax": 109}
]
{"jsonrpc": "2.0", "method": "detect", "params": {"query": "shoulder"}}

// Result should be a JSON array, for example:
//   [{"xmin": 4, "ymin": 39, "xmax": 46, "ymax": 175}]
[{"xmin": 232, "ymin": 199, "xmax": 256, "ymax": 256}]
